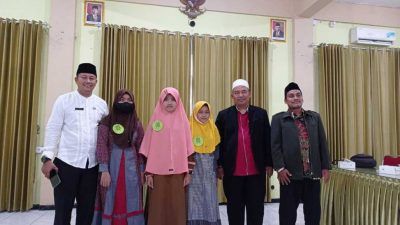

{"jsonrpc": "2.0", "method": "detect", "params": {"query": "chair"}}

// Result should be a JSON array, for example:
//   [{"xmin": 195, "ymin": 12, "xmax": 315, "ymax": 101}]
[{"xmin": 382, "ymin": 155, "xmax": 400, "ymax": 166}]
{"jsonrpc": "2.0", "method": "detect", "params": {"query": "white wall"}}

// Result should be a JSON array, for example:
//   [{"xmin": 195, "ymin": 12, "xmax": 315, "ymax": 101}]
[{"xmin": 0, "ymin": 0, "xmax": 50, "ymax": 22}]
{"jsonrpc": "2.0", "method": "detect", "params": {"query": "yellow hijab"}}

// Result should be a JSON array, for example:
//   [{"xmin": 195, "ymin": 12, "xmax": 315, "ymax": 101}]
[{"xmin": 190, "ymin": 101, "xmax": 220, "ymax": 154}]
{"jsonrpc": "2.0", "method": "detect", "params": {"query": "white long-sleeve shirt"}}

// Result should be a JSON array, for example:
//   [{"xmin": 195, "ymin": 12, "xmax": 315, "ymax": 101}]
[{"xmin": 42, "ymin": 91, "xmax": 108, "ymax": 168}]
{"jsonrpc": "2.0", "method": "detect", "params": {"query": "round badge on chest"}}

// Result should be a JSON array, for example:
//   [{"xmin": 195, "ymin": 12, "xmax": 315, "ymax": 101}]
[
  {"xmin": 152, "ymin": 120, "xmax": 163, "ymax": 132},
  {"xmin": 193, "ymin": 136, "xmax": 204, "ymax": 147},
  {"xmin": 112, "ymin": 124, "xmax": 125, "ymax": 134}
]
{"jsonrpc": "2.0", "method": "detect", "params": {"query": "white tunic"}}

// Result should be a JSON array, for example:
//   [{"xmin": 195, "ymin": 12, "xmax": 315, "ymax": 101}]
[{"xmin": 42, "ymin": 91, "xmax": 108, "ymax": 168}]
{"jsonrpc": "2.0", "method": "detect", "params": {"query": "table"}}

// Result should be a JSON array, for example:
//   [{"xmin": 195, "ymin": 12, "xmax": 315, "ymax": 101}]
[{"xmin": 321, "ymin": 167, "xmax": 400, "ymax": 225}]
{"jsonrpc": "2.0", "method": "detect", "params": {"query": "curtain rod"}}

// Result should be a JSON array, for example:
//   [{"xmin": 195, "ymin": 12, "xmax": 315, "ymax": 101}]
[
  {"xmin": 0, "ymin": 18, "xmax": 50, "ymax": 29},
  {"xmin": 193, "ymin": 34, "xmax": 267, "ymax": 40},
  {"xmin": 103, "ymin": 24, "xmax": 267, "ymax": 40},
  {"xmin": 103, "ymin": 24, "xmax": 189, "ymax": 35}
]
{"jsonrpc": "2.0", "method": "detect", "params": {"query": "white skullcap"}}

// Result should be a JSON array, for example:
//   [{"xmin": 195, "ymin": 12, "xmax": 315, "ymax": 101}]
[{"xmin": 232, "ymin": 79, "xmax": 249, "ymax": 90}]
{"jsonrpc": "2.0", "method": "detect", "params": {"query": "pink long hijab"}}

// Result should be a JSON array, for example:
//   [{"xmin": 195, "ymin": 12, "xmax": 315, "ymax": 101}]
[{"xmin": 139, "ymin": 87, "xmax": 194, "ymax": 175}]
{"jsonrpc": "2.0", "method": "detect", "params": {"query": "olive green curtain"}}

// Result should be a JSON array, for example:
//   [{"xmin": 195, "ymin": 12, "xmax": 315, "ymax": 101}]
[
  {"xmin": 318, "ymin": 44, "xmax": 346, "ymax": 161},
  {"xmin": 369, "ymin": 48, "xmax": 400, "ymax": 164},
  {"xmin": 321, "ymin": 168, "xmax": 400, "ymax": 225},
  {"xmin": 318, "ymin": 44, "xmax": 400, "ymax": 164},
  {"xmin": 192, "ymin": 34, "xmax": 269, "ymax": 113},
  {"xmin": 0, "ymin": 18, "xmax": 45, "ymax": 211},
  {"xmin": 100, "ymin": 25, "xmax": 191, "ymax": 125}
]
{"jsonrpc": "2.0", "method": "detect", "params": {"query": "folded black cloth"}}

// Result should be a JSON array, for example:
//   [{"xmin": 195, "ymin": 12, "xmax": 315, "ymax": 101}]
[{"xmin": 350, "ymin": 154, "xmax": 377, "ymax": 168}]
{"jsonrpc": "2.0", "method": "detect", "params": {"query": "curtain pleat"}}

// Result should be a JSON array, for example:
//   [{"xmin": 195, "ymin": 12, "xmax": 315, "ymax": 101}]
[
  {"xmin": 0, "ymin": 18, "xmax": 44, "ymax": 211},
  {"xmin": 318, "ymin": 44, "xmax": 400, "ymax": 164},
  {"xmin": 369, "ymin": 48, "xmax": 400, "ymax": 163},
  {"xmin": 321, "ymin": 168, "xmax": 400, "ymax": 225},
  {"xmin": 318, "ymin": 44, "xmax": 345, "ymax": 161},
  {"xmin": 192, "ymin": 35, "xmax": 269, "ymax": 113}
]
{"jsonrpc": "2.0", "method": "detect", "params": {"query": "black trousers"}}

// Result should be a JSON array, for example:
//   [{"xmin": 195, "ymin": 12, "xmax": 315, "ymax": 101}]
[
  {"xmin": 279, "ymin": 179, "xmax": 321, "ymax": 225},
  {"xmin": 53, "ymin": 158, "xmax": 98, "ymax": 225},
  {"xmin": 223, "ymin": 174, "xmax": 266, "ymax": 225}
]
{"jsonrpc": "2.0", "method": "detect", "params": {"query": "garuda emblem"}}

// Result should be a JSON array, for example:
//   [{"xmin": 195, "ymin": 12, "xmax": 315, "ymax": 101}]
[{"xmin": 179, "ymin": 0, "xmax": 206, "ymax": 19}]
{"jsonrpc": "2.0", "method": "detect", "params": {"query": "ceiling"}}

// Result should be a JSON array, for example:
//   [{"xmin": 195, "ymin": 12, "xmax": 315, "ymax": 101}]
[{"xmin": 336, "ymin": 0, "xmax": 400, "ymax": 8}]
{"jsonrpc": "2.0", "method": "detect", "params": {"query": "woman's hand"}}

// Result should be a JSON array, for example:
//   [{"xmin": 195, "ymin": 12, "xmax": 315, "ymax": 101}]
[
  {"xmin": 146, "ymin": 174, "xmax": 154, "ymax": 189},
  {"xmin": 183, "ymin": 173, "xmax": 191, "ymax": 187},
  {"xmin": 217, "ymin": 167, "xmax": 224, "ymax": 179},
  {"xmin": 100, "ymin": 172, "xmax": 111, "ymax": 188}
]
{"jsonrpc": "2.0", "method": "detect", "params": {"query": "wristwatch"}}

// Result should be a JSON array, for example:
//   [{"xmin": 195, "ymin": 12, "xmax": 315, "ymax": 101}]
[{"xmin": 41, "ymin": 155, "xmax": 51, "ymax": 164}]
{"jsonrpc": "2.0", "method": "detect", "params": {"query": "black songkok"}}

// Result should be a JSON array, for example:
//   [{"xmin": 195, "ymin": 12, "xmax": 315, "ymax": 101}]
[
  {"xmin": 76, "ymin": 63, "xmax": 97, "ymax": 76},
  {"xmin": 284, "ymin": 82, "xmax": 301, "ymax": 98}
]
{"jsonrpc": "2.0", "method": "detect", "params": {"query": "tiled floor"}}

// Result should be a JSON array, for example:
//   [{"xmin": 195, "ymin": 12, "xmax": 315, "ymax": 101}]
[{"xmin": 0, "ymin": 203, "xmax": 305, "ymax": 225}]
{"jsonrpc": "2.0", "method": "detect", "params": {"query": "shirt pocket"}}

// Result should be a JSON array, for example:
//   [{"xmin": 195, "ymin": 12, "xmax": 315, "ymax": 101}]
[
  {"xmin": 65, "ymin": 107, "xmax": 83, "ymax": 125},
  {"xmin": 90, "ymin": 106, "xmax": 104, "ymax": 126}
]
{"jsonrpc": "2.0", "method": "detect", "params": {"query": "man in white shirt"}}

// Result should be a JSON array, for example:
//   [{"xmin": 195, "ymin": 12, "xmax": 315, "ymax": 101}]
[{"xmin": 41, "ymin": 63, "xmax": 108, "ymax": 225}]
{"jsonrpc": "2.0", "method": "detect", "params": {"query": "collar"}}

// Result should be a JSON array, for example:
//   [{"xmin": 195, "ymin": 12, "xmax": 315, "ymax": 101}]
[
  {"xmin": 75, "ymin": 90, "xmax": 93, "ymax": 99},
  {"xmin": 235, "ymin": 105, "xmax": 249, "ymax": 114},
  {"xmin": 289, "ymin": 108, "xmax": 305, "ymax": 120},
  {"xmin": 282, "ymin": 108, "xmax": 308, "ymax": 119}
]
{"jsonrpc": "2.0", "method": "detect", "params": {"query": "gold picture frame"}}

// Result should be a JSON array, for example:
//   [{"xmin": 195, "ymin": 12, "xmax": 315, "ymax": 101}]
[
  {"xmin": 270, "ymin": 19, "xmax": 286, "ymax": 42},
  {"xmin": 84, "ymin": 1, "xmax": 104, "ymax": 26}
]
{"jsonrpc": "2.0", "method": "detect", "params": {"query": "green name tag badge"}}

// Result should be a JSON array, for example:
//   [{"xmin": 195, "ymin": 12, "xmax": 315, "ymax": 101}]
[
  {"xmin": 112, "ymin": 124, "xmax": 124, "ymax": 134},
  {"xmin": 193, "ymin": 136, "xmax": 204, "ymax": 147},
  {"xmin": 152, "ymin": 120, "xmax": 163, "ymax": 132}
]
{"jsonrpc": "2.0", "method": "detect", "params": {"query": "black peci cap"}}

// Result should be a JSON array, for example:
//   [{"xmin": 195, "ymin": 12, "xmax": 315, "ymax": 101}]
[{"xmin": 76, "ymin": 63, "xmax": 97, "ymax": 76}]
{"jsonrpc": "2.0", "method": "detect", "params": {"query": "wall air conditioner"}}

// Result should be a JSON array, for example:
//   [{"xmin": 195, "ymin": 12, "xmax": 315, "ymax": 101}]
[{"xmin": 350, "ymin": 27, "xmax": 396, "ymax": 46}]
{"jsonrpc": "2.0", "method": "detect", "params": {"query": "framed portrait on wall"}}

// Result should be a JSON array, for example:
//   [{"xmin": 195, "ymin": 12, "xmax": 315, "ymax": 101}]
[
  {"xmin": 84, "ymin": 1, "xmax": 104, "ymax": 26},
  {"xmin": 270, "ymin": 19, "xmax": 286, "ymax": 42}
]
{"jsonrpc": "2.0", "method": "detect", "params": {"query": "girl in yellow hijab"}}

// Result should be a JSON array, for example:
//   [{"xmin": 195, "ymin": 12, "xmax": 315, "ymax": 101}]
[{"xmin": 187, "ymin": 101, "xmax": 221, "ymax": 225}]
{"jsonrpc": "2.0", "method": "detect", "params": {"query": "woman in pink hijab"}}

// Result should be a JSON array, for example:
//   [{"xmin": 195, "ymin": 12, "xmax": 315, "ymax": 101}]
[{"xmin": 139, "ymin": 87, "xmax": 194, "ymax": 225}]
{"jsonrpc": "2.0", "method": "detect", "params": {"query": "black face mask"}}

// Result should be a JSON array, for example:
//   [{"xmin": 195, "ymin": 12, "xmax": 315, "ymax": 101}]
[{"xmin": 114, "ymin": 102, "xmax": 134, "ymax": 114}]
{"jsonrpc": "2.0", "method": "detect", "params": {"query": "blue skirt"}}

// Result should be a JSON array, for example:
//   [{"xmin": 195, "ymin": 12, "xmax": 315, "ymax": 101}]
[{"xmin": 187, "ymin": 152, "xmax": 221, "ymax": 225}]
